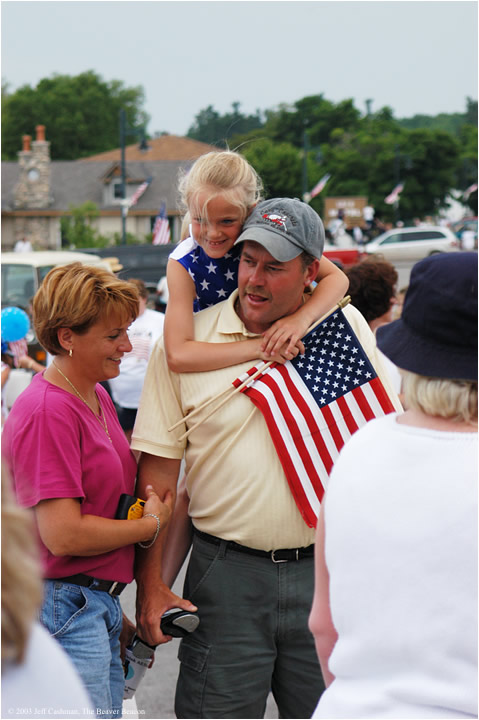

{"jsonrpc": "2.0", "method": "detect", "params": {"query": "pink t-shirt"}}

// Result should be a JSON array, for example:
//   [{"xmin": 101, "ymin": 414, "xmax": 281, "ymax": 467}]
[{"xmin": 2, "ymin": 372, "xmax": 137, "ymax": 583}]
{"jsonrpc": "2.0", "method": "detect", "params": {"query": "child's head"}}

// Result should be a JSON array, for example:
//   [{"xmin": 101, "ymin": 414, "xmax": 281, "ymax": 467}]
[
  {"xmin": 178, "ymin": 151, "xmax": 263, "ymax": 258},
  {"xmin": 179, "ymin": 151, "xmax": 262, "ymax": 224}
]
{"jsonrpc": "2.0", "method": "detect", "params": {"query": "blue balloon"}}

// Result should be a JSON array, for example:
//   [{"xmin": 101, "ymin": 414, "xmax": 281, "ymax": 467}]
[{"xmin": 1, "ymin": 306, "xmax": 30, "ymax": 342}]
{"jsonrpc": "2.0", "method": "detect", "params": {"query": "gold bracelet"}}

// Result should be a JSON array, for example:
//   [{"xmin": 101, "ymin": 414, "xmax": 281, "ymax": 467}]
[{"xmin": 138, "ymin": 513, "xmax": 161, "ymax": 548}]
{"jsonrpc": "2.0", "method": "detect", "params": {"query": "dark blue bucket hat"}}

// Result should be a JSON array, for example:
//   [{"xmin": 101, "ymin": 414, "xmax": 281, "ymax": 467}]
[{"xmin": 376, "ymin": 252, "xmax": 478, "ymax": 381}]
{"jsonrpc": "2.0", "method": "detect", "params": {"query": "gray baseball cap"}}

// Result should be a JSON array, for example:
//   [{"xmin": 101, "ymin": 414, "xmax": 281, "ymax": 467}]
[{"xmin": 234, "ymin": 198, "xmax": 325, "ymax": 262}]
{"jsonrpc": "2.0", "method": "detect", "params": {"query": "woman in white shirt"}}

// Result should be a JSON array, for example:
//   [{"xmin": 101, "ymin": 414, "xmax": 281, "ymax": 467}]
[{"xmin": 310, "ymin": 252, "xmax": 478, "ymax": 719}]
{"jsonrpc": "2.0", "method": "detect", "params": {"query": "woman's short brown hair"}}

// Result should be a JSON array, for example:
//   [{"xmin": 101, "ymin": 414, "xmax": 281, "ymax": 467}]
[{"xmin": 33, "ymin": 263, "xmax": 140, "ymax": 355}]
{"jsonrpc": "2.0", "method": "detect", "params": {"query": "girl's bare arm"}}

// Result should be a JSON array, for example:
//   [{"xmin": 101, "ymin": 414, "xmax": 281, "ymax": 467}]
[
  {"xmin": 261, "ymin": 257, "xmax": 349, "ymax": 356},
  {"xmin": 164, "ymin": 259, "xmax": 299, "ymax": 373}
]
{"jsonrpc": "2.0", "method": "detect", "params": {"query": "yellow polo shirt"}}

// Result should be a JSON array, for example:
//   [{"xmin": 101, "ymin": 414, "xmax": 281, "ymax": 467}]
[{"xmin": 131, "ymin": 291, "xmax": 401, "ymax": 551}]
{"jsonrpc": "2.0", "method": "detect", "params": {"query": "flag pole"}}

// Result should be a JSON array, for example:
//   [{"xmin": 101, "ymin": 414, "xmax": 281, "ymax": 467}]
[
  {"xmin": 167, "ymin": 361, "xmax": 270, "ymax": 432},
  {"xmin": 173, "ymin": 296, "xmax": 351, "ymax": 442}
]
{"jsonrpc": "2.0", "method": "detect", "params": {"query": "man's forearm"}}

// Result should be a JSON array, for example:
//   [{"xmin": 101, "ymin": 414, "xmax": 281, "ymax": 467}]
[
  {"xmin": 135, "ymin": 453, "xmax": 181, "ymax": 587},
  {"xmin": 134, "ymin": 453, "xmax": 196, "ymax": 645},
  {"xmin": 162, "ymin": 477, "xmax": 193, "ymax": 588}
]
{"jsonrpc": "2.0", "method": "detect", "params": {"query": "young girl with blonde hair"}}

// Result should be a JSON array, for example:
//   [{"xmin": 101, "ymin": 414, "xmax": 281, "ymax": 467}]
[{"xmin": 164, "ymin": 150, "xmax": 349, "ymax": 372}]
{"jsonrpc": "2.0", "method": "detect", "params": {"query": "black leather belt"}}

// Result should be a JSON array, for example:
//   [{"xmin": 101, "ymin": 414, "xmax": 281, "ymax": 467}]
[
  {"xmin": 194, "ymin": 529, "xmax": 314, "ymax": 563},
  {"xmin": 48, "ymin": 573, "xmax": 126, "ymax": 596}
]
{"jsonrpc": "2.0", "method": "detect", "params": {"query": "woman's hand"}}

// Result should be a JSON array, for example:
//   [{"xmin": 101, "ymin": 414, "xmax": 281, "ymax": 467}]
[{"xmin": 142, "ymin": 484, "xmax": 174, "ymax": 540}]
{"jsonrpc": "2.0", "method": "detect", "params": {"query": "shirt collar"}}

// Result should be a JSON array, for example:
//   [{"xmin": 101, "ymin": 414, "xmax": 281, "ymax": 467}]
[
  {"xmin": 217, "ymin": 286, "xmax": 314, "ymax": 338},
  {"xmin": 217, "ymin": 290, "xmax": 259, "ymax": 338}
]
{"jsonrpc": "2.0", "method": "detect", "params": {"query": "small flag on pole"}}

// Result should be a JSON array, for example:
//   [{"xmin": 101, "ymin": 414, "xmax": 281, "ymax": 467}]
[
  {"xmin": 128, "ymin": 177, "xmax": 153, "ymax": 209},
  {"xmin": 463, "ymin": 183, "xmax": 478, "ymax": 201},
  {"xmin": 152, "ymin": 203, "xmax": 171, "ymax": 245},
  {"xmin": 232, "ymin": 308, "xmax": 396, "ymax": 527},
  {"xmin": 310, "ymin": 173, "xmax": 331, "ymax": 199},
  {"xmin": 384, "ymin": 183, "xmax": 404, "ymax": 205}
]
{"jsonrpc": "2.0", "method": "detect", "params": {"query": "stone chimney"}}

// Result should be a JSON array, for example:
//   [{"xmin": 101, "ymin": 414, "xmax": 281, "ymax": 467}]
[
  {"xmin": 12, "ymin": 126, "xmax": 53, "ymax": 250},
  {"xmin": 14, "ymin": 125, "xmax": 52, "ymax": 210}
]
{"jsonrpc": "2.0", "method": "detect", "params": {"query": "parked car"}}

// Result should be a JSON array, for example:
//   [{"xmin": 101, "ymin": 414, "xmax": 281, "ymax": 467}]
[
  {"xmin": 1, "ymin": 250, "xmax": 112, "ymax": 362},
  {"xmin": 364, "ymin": 226, "xmax": 460, "ymax": 262},
  {"xmin": 82, "ymin": 244, "xmax": 172, "ymax": 296},
  {"xmin": 323, "ymin": 245, "xmax": 364, "ymax": 269}
]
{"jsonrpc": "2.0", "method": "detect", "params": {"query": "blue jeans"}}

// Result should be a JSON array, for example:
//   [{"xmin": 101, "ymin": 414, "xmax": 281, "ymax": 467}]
[
  {"xmin": 40, "ymin": 579, "xmax": 124, "ymax": 718},
  {"xmin": 175, "ymin": 533, "xmax": 324, "ymax": 718}
]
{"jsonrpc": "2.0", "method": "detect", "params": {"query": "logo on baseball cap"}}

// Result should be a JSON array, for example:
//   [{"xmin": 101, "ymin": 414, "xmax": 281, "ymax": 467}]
[{"xmin": 234, "ymin": 198, "xmax": 325, "ymax": 262}]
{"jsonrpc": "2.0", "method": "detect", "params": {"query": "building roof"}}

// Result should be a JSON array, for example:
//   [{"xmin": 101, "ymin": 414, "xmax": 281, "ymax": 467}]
[
  {"xmin": 78, "ymin": 134, "xmax": 219, "ymax": 163},
  {"xmin": 2, "ymin": 159, "xmax": 195, "ymax": 214},
  {"xmin": 2, "ymin": 134, "xmax": 220, "ymax": 216}
]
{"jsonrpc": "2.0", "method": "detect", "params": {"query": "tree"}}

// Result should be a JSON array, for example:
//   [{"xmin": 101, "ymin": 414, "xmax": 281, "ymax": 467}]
[
  {"xmin": 187, "ymin": 102, "xmax": 263, "ymax": 147},
  {"xmin": 2, "ymin": 71, "xmax": 148, "ymax": 160},
  {"xmin": 308, "ymin": 116, "xmax": 460, "ymax": 222},
  {"xmin": 60, "ymin": 202, "xmax": 109, "ymax": 248},
  {"xmin": 241, "ymin": 138, "xmax": 304, "ymax": 198},
  {"xmin": 263, "ymin": 95, "xmax": 362, "ymax": 148},
  {"xmin": 456, "ymin": 122, "xmax": 478, "ymax": 214}
]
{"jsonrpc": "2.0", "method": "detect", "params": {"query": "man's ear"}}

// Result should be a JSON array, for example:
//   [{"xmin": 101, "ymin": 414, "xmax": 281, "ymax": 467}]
[{"xmin": 304, "ymin": 259, "xmax": 321, "ymax": 287}]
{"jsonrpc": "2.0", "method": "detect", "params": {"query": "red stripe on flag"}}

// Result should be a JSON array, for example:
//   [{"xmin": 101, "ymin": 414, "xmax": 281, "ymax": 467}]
[
  {"xmin": 369, "ymin": 376, "xmax": 396, "ymax": 414},
  {"xmin": 246, "ymin": 387, "xmax": 318, "ymax": 527},
  {"xmin": 351, "ymin": 385, "xmax": 376, "ymax": 422},
  {"xmin": 336, "ymin": 395, "xmax": 360, "ymax": 435},
  {"xmin": 320, "ymin": 403, "xmax": 344, "ymax": 453},
  {"xmin": 274, "ymin": 366, "xmax": 334, "ymax": 481},
  {"xmin": 257, "ymin": 372, "xmax": 325, "ymax": 485}
]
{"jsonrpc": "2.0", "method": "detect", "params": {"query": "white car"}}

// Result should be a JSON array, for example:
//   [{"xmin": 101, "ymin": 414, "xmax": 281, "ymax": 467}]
[
  {"xmin": 364, "ymin": 226, "xmax": 460, "ymax": 262},
  {"xmin": 1, "ymin": 250, "xmax": 111, "ymax": 310}
]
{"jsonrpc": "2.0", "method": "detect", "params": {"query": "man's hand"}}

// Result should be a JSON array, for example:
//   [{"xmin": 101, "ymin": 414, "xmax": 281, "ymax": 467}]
[{"xmin": 136, "ymin": 578, "xmax": 197, "ymax": 647}]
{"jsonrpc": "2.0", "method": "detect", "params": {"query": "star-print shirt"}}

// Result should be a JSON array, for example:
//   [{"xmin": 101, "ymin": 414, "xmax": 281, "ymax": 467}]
[{"xmin": 169, "ymin": 235, "xmax": 240, "ymax": 312}]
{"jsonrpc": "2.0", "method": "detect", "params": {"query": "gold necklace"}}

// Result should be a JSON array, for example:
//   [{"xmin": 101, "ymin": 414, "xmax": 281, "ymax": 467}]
[{"xmin": 52, "ymin": 361, "xmax": 112, "ymax": 443}]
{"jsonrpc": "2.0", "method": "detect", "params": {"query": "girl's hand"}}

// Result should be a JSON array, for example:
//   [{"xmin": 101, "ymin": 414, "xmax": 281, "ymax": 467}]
[
  {"xmin": 261, "ymin": 316, "xmax": 309, "ymax": 358},
  {"xmin": 142, "ymin": 484, "xmax": 173, "ymax": 535},
  {"xmin": 259, "ymin": 338, "xmax": 304, "ymax": 365}
]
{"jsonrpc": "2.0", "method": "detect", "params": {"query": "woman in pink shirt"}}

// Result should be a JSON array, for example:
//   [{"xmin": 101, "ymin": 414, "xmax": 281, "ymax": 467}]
[{"xmin": 2, "ymin": 262, "xmax": 173, "ymax": 718}]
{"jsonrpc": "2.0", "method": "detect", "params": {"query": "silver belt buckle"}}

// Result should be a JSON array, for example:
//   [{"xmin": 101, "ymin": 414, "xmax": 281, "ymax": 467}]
[
  {"xmin": 108, "ymin": 581, "xmax": 119, "ymax": 595},
  {"xmin": 271, "ymin": 550, "xmax": 288, "ymax": 563}
]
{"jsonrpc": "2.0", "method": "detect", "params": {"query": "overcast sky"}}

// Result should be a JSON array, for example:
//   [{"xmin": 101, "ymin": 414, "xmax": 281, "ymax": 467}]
[{"xmin": 1, "ymin": 1, "xmax": 477, "ymax": 137}]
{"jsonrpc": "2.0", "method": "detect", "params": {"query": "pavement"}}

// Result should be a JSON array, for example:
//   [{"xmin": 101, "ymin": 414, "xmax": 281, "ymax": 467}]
[{"xmin": 120, "ymin": 559, "xmax": 278, "ymax": 720}]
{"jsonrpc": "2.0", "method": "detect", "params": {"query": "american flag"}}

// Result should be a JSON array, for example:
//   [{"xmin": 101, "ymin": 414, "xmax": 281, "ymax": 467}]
[
  {"xmin": 233, "ymin": 308, "xmax": 395, "ymax": 527},
  {"xmin": 310, "ymin": 173, "xmax": 331, "ymax": 198},
  {"xmin": 384, "ymin": 183, "xmax": 404, "ymax": 205},
  {"xmin": 128, "ymin": 176, "xmax": 153, "ymax": 208},
  {"xmin": 152, "ymin": 203, "xmax": 171, "ymax": 245},
  {"xmin": 463, "ymin": 183, "xmax": 478, "ymax": 201}
]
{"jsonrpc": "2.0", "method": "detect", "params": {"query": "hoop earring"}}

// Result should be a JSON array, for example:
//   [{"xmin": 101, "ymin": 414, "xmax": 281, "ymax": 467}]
[{"xmin": 69, "ymin": 348, "xmax": 73, "ymax": 358}]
